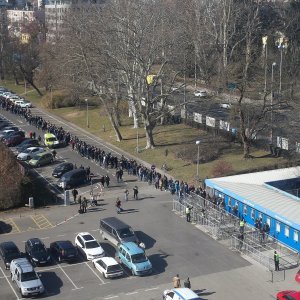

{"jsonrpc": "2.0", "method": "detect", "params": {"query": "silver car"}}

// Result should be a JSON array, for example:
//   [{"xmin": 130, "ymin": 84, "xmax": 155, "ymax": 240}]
[{"xmin": 17, "ymin": 147, "xmax": 45, "ymax": 161}]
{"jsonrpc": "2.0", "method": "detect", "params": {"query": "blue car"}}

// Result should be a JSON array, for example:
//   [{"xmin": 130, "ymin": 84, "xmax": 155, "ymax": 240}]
[{"xmin": 117, "ymin": 242, "xmax": 152, "ymax": 276}]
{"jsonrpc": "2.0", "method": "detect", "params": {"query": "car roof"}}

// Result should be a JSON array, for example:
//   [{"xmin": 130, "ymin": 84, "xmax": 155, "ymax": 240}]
[
  {"xmin": 12, "ymin": 258, "xmax": 34, "ymax": 273},
  {"xmin": 44, "ymin": 133, "xmax": 56, "ymax": 138},
  {"xmin": 101, "ymin": 217, "xmax": 131, "ymax": 230},
  {"xmin": 54, "ymin": 240, "xmax": 74, "ymax": 247},
  {"xmin": 56, "ymin": 162, "xmax": 73, "ymax": 168},
  {"xmin": 99, "ymin": 257, "xmax": 118, "ymax": 265},
  {"xmin": 63, "ymin": 169, "xmax": 86, "ymax": 177},
  {"xmin": 27, "ymin": 238, "xmax": 43, "ymax": 246},
  {"xmin": 172, "ymin": 288, "xmax": 201, "ymax": 300},
  {"xmin": 34, "ymin": 151, "xmax": 52, "ymax": 157},
  {"xmin": 0, "ymin": 241, "xmax": 19, "ymax": 250},
  {"xmin": 78, "ymin": 232, "xmax": 96, "ymax": 241},
  {"xmin": 120, "ymin": 242, "xmax": 144, "ymax": 254}
]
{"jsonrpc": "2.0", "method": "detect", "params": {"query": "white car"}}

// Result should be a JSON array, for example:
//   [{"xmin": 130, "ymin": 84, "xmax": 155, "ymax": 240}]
[
  {"xmin": 220, "ymin": 103, "xmax": 232, "ymax": 109},
  {"xmin": 194, "ymin": 90, "xmax": 207, "ymax": 97},
  {"xmin": 75, "ymin": 232, "xmax": 105, "ymax": 261},
  {"xmin": 163, "ymin": 288, "xmax": 201, "ymax": 300},
  {"xmin": 92, "ymin": 257, "xmax": 123, "ymax": 278},
  {"xmin": 17, "ymin": 147, "xmax": 45, "ymax": 161}
]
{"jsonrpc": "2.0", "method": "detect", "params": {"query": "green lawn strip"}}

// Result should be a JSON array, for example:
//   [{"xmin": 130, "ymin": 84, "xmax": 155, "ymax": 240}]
[{"xmin": 1, "ymin": 81, "xmax": 288, "ymax": 183}]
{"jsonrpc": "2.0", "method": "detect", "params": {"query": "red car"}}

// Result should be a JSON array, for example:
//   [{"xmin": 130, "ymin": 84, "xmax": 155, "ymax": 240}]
[
  {"xmin": 296, "ymin": 270, "xmax": 300, "ymax": 284},
  {"xmin": 4, "ymin": 135, "xmax": 25, "ymax": 147},
  {"xmin": 277, "ymin": 290, "xmax": 300, "ymax": 300}
]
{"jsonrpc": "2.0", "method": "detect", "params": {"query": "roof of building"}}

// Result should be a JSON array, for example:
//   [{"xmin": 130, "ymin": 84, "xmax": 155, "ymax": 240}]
[{"xmin": 206, "ymin": 167, "xmax": 300, "ymax": 231}]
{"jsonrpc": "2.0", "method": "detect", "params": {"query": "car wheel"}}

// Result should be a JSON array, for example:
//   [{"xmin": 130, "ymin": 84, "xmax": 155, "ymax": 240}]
[
  {"xmin": 93, "ymin": 262, "xmax": 95, "ymax": 268},
  {"xmin": 10, "ymin": 273, "xmax": 13, "ymax": 280},
  {"xmin": 19, "ymin": 288, "xmax": 23, "ymax": 297},
  {"xmin": 102, "ymin": 272, "xmax": 106, "ymax": 278}
]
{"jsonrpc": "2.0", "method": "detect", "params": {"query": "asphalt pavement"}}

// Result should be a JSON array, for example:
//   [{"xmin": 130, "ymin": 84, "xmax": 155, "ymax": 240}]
[{"xmin": 0, "ymin": 106, "xmax": 299, "ymax": 300}]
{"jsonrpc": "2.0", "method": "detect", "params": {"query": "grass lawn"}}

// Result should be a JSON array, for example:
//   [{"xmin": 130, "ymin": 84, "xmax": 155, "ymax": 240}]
[{"xmin": 1, "ymin": 81, "xmax": 289, "ymax": 183}]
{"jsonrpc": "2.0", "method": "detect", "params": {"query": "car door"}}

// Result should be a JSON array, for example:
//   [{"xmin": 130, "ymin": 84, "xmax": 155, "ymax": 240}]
[
  {"xmin": 164, "ymin": 291, "xmax": 175, "ymax": 300},
  {"xmin": 76, "ymin": 236, "xmax": 85, "ymax": 254},
  {"xmin": 124, "ymin": 252, "xmax": 131, "ymax": 269}
]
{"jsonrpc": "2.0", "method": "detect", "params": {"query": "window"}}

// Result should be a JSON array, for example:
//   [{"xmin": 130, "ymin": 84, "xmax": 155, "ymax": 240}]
[
  {"xmin": 243, "ymin": 206, "xmax": 247, "ymax": 216},
  {"xmin": 285, "ymin": 226, "xmax": 290, "ymax": 238},
  {"xmin": 125, "ymin": 253, "xmax": 130, "ymax": 261},
  {"xmin": 228, "ymin": 198, "xmax": 232, "ymax": 207},
  {"xmin": 276, "ymin": 222, "xmax": 281, "ymax": 233},
  {"xmin": 294, "ymin": 231, "xmax": 299, "ymax": 242},
  {"xmin": 266, "ymin": 217, "xmax": 271, "ymax": 226},
  {"xmin": 251, "ymin": 209, "xmax": 255, "ymax": 220}
]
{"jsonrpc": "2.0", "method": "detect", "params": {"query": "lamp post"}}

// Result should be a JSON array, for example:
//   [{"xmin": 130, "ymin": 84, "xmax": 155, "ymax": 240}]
[
  {"xmin": 196, "ymin": 140, "xmax": 200, "ymax": 180},
  {"xmin": 85, "ymin": 98, "xmax": 89, "ymax": 128},
  {"xmin": 271, "ymin": 62, "xmax": 276, "ymax": 143},
  {"xmin": 278, "ymin": 43, "xmax": 286, "ymax": 94}
]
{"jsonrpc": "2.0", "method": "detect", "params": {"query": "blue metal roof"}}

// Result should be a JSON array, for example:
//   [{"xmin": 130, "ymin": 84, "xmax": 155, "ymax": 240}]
[{"xmin": 206, "ymin": 171, "xmax": 300, "ymax": 232}]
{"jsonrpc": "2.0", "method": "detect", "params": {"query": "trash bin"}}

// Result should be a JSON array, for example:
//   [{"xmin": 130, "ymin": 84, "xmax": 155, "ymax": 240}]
[{"xmin": 28, "ymin": 197, "xmax": 34, "ymax": 209}]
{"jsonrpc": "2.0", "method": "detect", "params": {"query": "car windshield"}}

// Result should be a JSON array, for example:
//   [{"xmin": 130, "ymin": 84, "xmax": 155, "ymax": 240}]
[
  {"xmin": 65, "ymin": 247, "xmax": 76, "ymax": 255},
  {"xmin": 85, "ymin": 241, "xmax": 99, "ymax": 249},
  {"xmin": 107, "ymin": 264, "xmax": 122, "ymax": 273},
  {"xmin": 32, "ymin": 155, "xmax": 40, "ymax": 160},
  {"xmin": 6, "ymin": 251, "xmax": 20, "ymax": 259},
  {"xmin": 118, "ymin": 228, "xmax": 134, "ymax": 238},
  {"xmin": 47, "ymin": 137, "xmax": 57, "ymax": 142},
  {"xmin": 56, "ymin": 164, "xmax": 68, "ymax": 171},
  {"xmin": 21, "ymin": 271, "xmax": 38, "ymax": 282},
  {"xmin": 131, "ymin": 253, "xmax": 147, "ymax": 263},
  {"xmin": 32, "ymin": 245, "xmax": 46, "ymax": 254}
]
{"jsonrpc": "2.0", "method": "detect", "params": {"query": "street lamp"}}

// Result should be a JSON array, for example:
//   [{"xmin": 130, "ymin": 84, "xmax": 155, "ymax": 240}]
[
  {"xmin": 271, "ymin": 62, "xmax": 276, "ymax": 143},
  {"xmin": 278, "ymin": 43, "xmax": 286, "ymax": 94},
  {"xmin": 196, "ymin": 140, "xmax": 201, "ymax": 179},
  {"xmin": 85, "ymin": 98, "xmax": 89, "ymax": 128}
]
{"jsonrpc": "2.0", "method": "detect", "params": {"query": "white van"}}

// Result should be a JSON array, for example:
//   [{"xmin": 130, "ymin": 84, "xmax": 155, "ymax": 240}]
[{"xmin": 163, "ymin": 288, "xmax": 201, "ymax": 300}]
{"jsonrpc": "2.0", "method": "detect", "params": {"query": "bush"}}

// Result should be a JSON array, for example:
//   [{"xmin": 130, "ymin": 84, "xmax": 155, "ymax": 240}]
[
  {"xmin": 42, "ymin": 90, "xmax": 76, "ymax": 109},
  {"xmin": 211, "ymin": 160, "xmax": 233, "ymax": 178}
]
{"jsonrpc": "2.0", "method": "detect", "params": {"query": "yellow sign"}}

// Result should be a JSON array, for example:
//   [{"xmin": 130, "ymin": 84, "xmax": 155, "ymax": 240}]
[
  {"xmin": 146, "ymin": 75, "xmax": 155, "ymax": 85},
  {"xmin": 20, "ymin": 33, "xmax": 30, "ymax": 44}
]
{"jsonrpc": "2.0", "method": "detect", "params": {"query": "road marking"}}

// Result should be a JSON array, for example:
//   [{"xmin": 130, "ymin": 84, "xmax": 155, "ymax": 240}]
[
  {"xmin": 30, "ymin": 215, "xmax": 53, "ymax": 229},
  {"xmin": 57, "ymin": 234, "xmax": 65, "ymax": 237},
  {"xmin": 17, "ymin": 120, "xmax": 23, "ymax": 124},
  {"xmin": 145, "ymin": 287, "xmax": 159, "ymax": 291},
  {"xmin": 0, "ymin": 266, "xmax": 20, "ymax": 300},
  {"xmin": 40, "ymin": 237, "xmax": 50, "ymax": 240},
  {"xmin": 84, "ymin": 262, "xmax": 105, "ymax": 284},
  {"xmin": 56, "ymin": 262, "xmax": 83, "ymax": 290},
  {"xmin": 8, "ymin": 218, "xmax": 21, "ymax": 234},
  {"xmin": 126, "ymin": 291, "xmax": 138, "ymax": 295},
  {"xmin": 104, "ymin": 296, "xmax": 119, "ymax": 299}
]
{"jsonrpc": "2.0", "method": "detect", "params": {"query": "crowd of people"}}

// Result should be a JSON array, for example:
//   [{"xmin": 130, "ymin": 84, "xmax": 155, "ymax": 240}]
[{"xmin": 0, "ymin": 96, "xmax": 208, "ymax": 200}]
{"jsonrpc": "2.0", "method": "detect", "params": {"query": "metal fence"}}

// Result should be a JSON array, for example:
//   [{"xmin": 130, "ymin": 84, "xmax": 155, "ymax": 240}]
[{"xmin": 172, "ymin": 195, "xmax": 300, "ymax": 271}]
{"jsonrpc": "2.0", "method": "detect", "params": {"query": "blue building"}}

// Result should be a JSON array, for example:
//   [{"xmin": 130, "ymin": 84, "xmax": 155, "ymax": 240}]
[{"xmin": 205, "ymin": 167, "xmax": 300, "ymax": 252}]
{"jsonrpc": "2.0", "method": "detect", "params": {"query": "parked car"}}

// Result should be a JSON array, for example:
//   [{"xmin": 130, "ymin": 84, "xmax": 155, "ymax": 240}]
[
  {"xmin": 10, "ymin": 257, "xmax": 45, "ymax": 297},
  {"xmin": 277, "ymin": 290, "xmax": 300, "ymax": 300},
  {"xmin": 44, "ymin": 133, "xmax": 59, "ymax": 148},
  {"xmin": 117, "ymin": 242, "xmax": 152, "ymax": 276},
  {"xmin": 296, "ymin": 269, "xmax": 300, "ymax": 284},
  {"xmin": 0, "ymin": 126, "xmax": 19, "ymax": 133},
  {"xmin": 75, "ymin": 232, "xmax": 105, "ymax": 261},
  {"xmin": 163, "ymin": 288, "xmax": 201, "ymax": 300},
  {"xmin": 50, "ymin": 240, "xmax": 78, "ymax": 263},
  {"xmin": 28, "ymin": 152, "xmax": 53, "ymax": 167},
  {"xmin": 0, "ymin": 241, "xmax": 22, "ymax": 270},
  {"xmin": 25, "ymin": 238, "xmax": 51, "ymax": 266},
  {"xmin": 1, "ymin": 130, "xmax": 25, "ymax": 141},
  {"xmin": 0, "ymin": 129, "xmax": 15, "ymax": 138},
  {"xmin": 16, "ymin": 139, "xmax": 40, "ymax": 153},
  {"xmin": 52, "ymin": 162, "xmax": 74, "ymax": 178},
  {"xmin": 194, "ymin": 90, "xmax": 207, "ymax": 97},
  {"xmin": 57, "ymin": 169, "xmax": 87, "ymax": 189},
  {"xmin": 220, "ymin": 103, "xmax": 232, "ymax": 109},
  {"xmin": 93, "ymin": 257, "xmax": 123, "ymax": 278},
  {"xmin": 17, "ymin": 147, "xmax": 45, "ymax": 161},
  {"xmin": 4, "ymin": 134, "xmax": 26, "ymax": 146}
]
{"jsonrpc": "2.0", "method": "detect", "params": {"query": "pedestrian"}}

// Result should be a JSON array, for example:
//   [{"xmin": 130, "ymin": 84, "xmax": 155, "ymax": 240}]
[
  {"xmin": 105, "ymin": 175, "xmax": 110, "ymax": 187},
  {"xmin": 38, "ymin": 135, "xmax": 42, "ymax": 143},
  {"xmin": 86, "ymin": 166, "xmax": 91, "ymax": 181},
  {"xmin": 274, "ymin": 250, "xmax": 280, "ymax": 271},
  {"xmin": 52, "ymin": 149, "xmax": 57, "ymax": 160},
  {"xmin": 29, "ymin": 131, "xmax": 33, "ymax": 139},
  {"xmin": 82, "ymin": 197, "xmax": 88, "ymax": 213},
  {"xmin": 238, "ymin": 233, "xmax": 244, "ymax": 251},
  {"xmin": 239, "ymin": 218, "xmax": 245, "ymax": 233},
  {"xmin": 116, "ymin": 198, "xmax": 122, "ymax": 214},
  {"xmin": 172, "ymin": 274, "xmax": 181, "ymax": 288},
  {"xmin": 72, "ymin": 188, "xmax": 78, "ymax": 203},
  {"xmin": 133, "ymin": 186, "xmax": 139, "ymax": 200},
  {"xmin": 185, "ymin": 205, "xmax": 192, "ymax": 222},
  {"xmin": 124, "ymin": 189, "xmax": 129, "ymax": 201},
  {"xmin": 183, "ymin": 277, "xmax": 191, "ymax": 289},
  {"xmin": 32, "ymin": 132, "xmax": 36, "ymax": 139},
  {"xmin": 78, "ymin": 195, "xmax": 82, "ymax": 211}
]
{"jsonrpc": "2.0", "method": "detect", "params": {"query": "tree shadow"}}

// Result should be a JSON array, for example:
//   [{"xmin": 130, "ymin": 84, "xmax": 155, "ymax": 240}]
[
  {"xmin": 135, "ymin": 231, "xmax": 156, "ymax": 250},
  {"xmin": 100, "ymin": 242, "xmax": 117, "ymax": 258},
  {"xmin": 148, "ymin": 253, "xmax": 168, "ymax": 275}
]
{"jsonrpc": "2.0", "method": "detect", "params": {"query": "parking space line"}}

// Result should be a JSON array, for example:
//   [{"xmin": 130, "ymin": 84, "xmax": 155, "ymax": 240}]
[
  {"xmin": 84, "ymin": 262, "xmax": 106, "ymax": 285},
  {"xmin": 104, "ymin": 296, "xmax": 119, "ymax": 299},
  {"xmin": 7, "ymin": 218, "xmax": 21, "ymax": 234},
  {"xmin": 126, "ymin": 291, "xmax": 138, "ymax": 295},
  {"xmin": 0, "ymin": 266, "xmax": 20, "ymax": 300},
  {"xmin": 144, "ymin": 287, "xmax": 159, "ymax": 291},
  {"xmin": 30, "ymin": 215, "xmax": 53, "ymax": 229},
  {"xmin": 56, "ymin": 263, "xmax": 83, "ymax": 290}
]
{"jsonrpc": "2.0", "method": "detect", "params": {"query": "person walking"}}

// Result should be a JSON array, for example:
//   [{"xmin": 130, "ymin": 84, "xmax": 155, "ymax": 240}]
[
  {"xmin": 105, "ymin": 175, "xmax": 110, "ymax": 187},
  {"xmin": 124, "ymin": 189, "xmax": 129, "ymax": 201},
  {"xmin": 186, "ymin": 205, "xmax": 192, "ymax": 222},
  {"xmin": 82, "ymin": 197, "xmax": 88, "ymax": 213},
  {"xmin": 239, "ymin": 218, "xmax": 245, "ymax": 233},
  {"xmin": 133, "ymin": 186, "xmax": 138, "ymax": 200},
  {"xmin": 116, "ymin": 198, "xmax": 122, "ymax": 214},
  {"xmin": 238, "ymin": 233, "xmax": 244, "ymax": 251},
  {"xmin": 184, "ymin": 277, "xmax": 191, "ymax": 289},
  {"xmin": 172, "ymin": 274, "xmax": 181, "ymax": 288},
  {"xmin": 274, "ymin": 250, "xmax": 280, "ymax": 271},
  {"xmin": 78, "ymin": 196, "xmax": 82, "ymax": 212},
  {"xmin": 72, "ymin": 188, "xmax": 78, "ymax": 203},
  {"xmin": 52, "ymin": 149, "xmax": 57, "ymax": 160}
]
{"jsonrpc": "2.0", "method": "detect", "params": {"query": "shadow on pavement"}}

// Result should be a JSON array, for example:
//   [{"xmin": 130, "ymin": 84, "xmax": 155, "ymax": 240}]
[
  {"xmin": 135, "ymin": 231, "xmax": 156, "ymax": 250},
  {"xmin": 101, "ymin": 242, "xmax": 117, "ymax": 258},
  {"xmin": 39, "ymin": 271, "xmax": 63, "ymax": 297},
  {"xmin": 149, "ymin": 253, "xmax": 168, "ymax": 275},
  {"xmin": 194, "ymin": 289, "xmax": 216, "ymax": 299}
]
